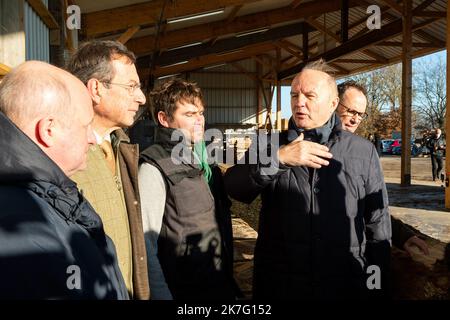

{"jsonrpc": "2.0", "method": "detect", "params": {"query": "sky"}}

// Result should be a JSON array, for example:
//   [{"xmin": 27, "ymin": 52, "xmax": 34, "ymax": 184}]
[{"xmin": 272, "ymin": 50, "xmax": 447, "ymax": 120}]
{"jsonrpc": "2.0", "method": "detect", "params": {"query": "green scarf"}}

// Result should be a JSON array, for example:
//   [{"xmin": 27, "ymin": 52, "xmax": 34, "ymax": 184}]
[{"xmin": 193, "ymin": 140, "xmax": 213, "ymax": 185}]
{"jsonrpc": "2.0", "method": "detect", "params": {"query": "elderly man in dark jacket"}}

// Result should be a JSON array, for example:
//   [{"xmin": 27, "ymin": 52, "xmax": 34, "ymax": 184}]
[
  {"xmin": 0, "ymin": 61, "xmax": 128, "ymax": 299},
  {"xmin": 224, "ymin": 60, "xmax": 392, "ymax": 300}
]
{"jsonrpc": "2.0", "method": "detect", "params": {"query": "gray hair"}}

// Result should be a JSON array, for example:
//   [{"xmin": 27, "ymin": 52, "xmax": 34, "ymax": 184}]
[
  {"xmin": 66, "ymin": 40, "xmax": 136, "ymax": 86},
  {"xmin": 302, "ymin": 59, "xmax": 338, "ymax": 98},
  {"xmin": 0, "ymin": 63, "xmax": 71, "ymax": 129}
]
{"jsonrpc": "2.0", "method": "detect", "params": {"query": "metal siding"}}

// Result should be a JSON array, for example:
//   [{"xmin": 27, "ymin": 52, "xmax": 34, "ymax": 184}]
[
  {"xmin": 189, "ymin": 60, "xmax": 257, "ymax": 125},
  {"xmin": 24, "ymin": 0, "xmax": 49, "ymax": 62}
]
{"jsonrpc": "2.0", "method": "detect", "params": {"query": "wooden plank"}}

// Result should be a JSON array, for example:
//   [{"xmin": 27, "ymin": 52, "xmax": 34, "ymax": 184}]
[
  {"xmin": 256, "ymin": 60, "xmax": 263, "ymax": 127},
  {"xmin": 446, "ymin": 0, "xmax": 450, "ymax": 208},
  {"xmin": 334, "ymin": 58, "xmax": 381, "ymax": 64},
  {"xmin": 329, "ymin": 63, "xmax": 350, "ymax": 74},
  {"xmin": 276, "ymin": 48, "xmax": 281, "ymax": 131},
  {"xmin": 376, "ymin": 41, "xmax": 441, "ymax": 48},
  {"xmin": 340, "ymin": 0, "xmax": 349, "ymax": 43},
  {"xmin": 343, "ymin": 47, "xmax": 443, "ymax": 76},
  {"xmin": 227, "ymin": 5, "xmax": 243, "ymax": 22},
  {"xmin": 0, "ymin": 63, "xmax": 11, "ymax": 76},
  {"xmin": 401, "ymin": 0, "xmax": 412, "ymax": 186},
  {"xmin": 146, "ymin": 22, "xmax": 311, "ymax": 68},
  {"xmin": 127, "ymin": 0, "xmax": 360, "ymax": 56},
  {"xmin": 413, "ymin": 0, "xmax": 437, "ymax": 12},
  {"xmin": 274, "ymin": 41, "xmax": 303, "ymax": 60},
  {"xmin": 117, "ymin": 26, "xmax": 141, "ymax": 44},
  {"xmin": 380, "ymin": 0, "xmax": 403, "ymax": 15},
  {"xmin": 414, "ymin": 30, "xmax": 445, "ymax": 47},
  {"xmin": 290, "ymin": 0, "xmax": 304, "ymax": 9},
  {"xmin": 414, "ymin": 11, "xmax": 446, "ymax": 18},
  {"xmin": 26, "ymin": 0, "xmax": 59, "ymax": 29},
  {"xmin": 361, "ymin": 49, "xmax": 388, "ymax": 63},
  {"xmin": 83, "ymin": 0, "xmax": 260, "ymax": 38},
  {"xmin": 142, "ymin": 43, "xmax": 276, "ymax": 77},
  {"xmin": 279, "ymin": 16, "xmax": 442, "ymax": 79}
]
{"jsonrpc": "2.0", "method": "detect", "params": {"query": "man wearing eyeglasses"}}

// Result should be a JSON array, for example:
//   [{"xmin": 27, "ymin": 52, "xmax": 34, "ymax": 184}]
[
  {"xmin": 67, "ymin": 40, "xmax": 150, "ymax": 300},
  {"xmin": 336, "ymin": 80, "xmax": 368, "ymax": 133},
  {"xmin": 336, "ymin": 80, "xmax": 429, "ymax": 259}
]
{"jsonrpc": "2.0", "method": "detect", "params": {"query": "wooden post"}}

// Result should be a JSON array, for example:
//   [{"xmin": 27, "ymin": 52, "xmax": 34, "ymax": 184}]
[
  {"xmin": 303, "ymin": 27, "xmax": 309, "ymax": 61},
  {"xmin": 445, "ymin": 1, "xmax": 450, "ymax": 208},
  {"xmin": 401, "ymin": 0, "xmax": 412, "ymax": 186},
  {"xmin": 340, "ymin": 0, "xmax": 348, "ymax": 43},
  {"xmin": 256, "ymin": 58, "xmax": 263, "ymax": 127},
  {"xmin": 276, "ymin": 48, "xmax": 282, "ymax": 131}
]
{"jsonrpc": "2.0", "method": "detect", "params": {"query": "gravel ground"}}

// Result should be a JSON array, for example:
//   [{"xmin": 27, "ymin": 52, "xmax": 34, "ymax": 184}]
[{"xmin": 230, "ymin": 196, "xmax": 261, "ymax": 232}]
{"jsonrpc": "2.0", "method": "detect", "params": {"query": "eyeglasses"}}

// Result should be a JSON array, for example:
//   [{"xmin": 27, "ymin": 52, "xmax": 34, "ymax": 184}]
[
  {"xmin": 339, "ymin": 103, "xmax": 368, "ymax": 120},
  {"xmin": 101, "ymin": 81, "xmax": 142, "ymax": 95}
]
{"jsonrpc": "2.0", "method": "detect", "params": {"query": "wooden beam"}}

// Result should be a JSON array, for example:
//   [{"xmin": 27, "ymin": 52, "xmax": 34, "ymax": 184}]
[
  {"xmin": 0, "ymin": 63, "xmax": 11, "ymax": 76},
  {"xmin": 380, "ymin": 0, "xmax": 403, "ymax": 15},
  {"xmin": 279, "ymin": 16, "xmax": 443, "ymax": 79},
  {"xmin": 413, "ymin": 0, "xmax": 437, "ymax": 12},
  {"xmin": 127, "ymin": 0, "xmax": 360, "ymax": 56},
  {"xmin": 256, "ymin": 59, "xmax": 263, "ymax": 127},
  {"xmin": 147, "ymin": 22, "xmax": 311, "ymax": 68},
  {"xmin": 230, "ymin": 62, "xmax": 258, "ymax": 82},
  {"xmin": 290, "ymin": 0, "xmax": 304, "ymax": 9},
  {"xmin": 26, "ymin": 0, "xmax": 59, "ymax": 29},
  {"xmin": 376, "ymin": 41, "xmax": 441, "ymax": 48},
  {"xmin": 340, "ymin": 0, "xmax": 349, "ymax": 43},
  {"xmin": 143, "ymin": 43, "xmax": 276, "ymax": 77},
  {"xmin": 340, "ymin": 47, "xmax": 443, "ymax": 77},
  {"xmin": 446, "ymin": 0, "xmax": 450, "ymax": 208},
  {"xmin": 414, "ymin": 11, "xmax": 446, "ymax": 18},
  {"xmin": 227, "ymin": 5, "xmax": 243, "ymax": 22},
  {"xmin": 361, "ymin": 49, "xmax": 389, "ymax": 63},
  {"xmin": 83, "ymin": 0, "xmax": 259, "ymax": 38},
  {"xmin": 401, "ymin": 0, "xmax": 412, "ymax": 186},
  {"xmin": 303, "ymin": 26, "xmax": 309, "ymax": 61},
  {"xmin": 252, "ymin": 55, "xmax": 275, "ymax": 72},
  {"xmin": 329, "ymin": 63, "xmax": 350, "ymax": 74},
  {"xmin": 274, "ymin": 41, "xmax": 303, "ymax": 60},
  {"xmin": 276, "ymin": 48, "xmax": 282, "ymax": 130},
  {"xmin": 414, "ymin": 29, "xmax": 445, "ymax": 47},
  {"xmin": 117, "ymin": 26, "xmax": 141, "ymax": 44},
  {"xmin": 334, "ymin": 58, "xmax": 382, "ymax": 64}
]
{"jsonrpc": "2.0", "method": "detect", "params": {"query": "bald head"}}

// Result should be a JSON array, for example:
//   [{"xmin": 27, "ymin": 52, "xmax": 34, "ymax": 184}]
[
  {"xmin": 0, "ymin": 61, "xmax": 95, "ymax": 176},
  {"xmin": 0, "ymin": 61, "xmax": 89, "ymax": 130}
]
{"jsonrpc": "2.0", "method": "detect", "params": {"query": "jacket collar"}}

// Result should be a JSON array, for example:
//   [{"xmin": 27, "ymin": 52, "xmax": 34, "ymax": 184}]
[
  {"xmin": 287, "ymin": 112, "xmax": 342, "ymax": 145},
  {"xmin": 0, "ymin": 111, "xmax": 76, "ymax": 192}
]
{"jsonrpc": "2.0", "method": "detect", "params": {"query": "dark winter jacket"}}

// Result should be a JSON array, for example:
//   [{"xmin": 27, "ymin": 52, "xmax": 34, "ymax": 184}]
[
  {"xmin": 140, "ymin": 127, "xmax": 235, "ymax": 300},
  {"xmin": 0, "ymin": 111, "xmax": 128, "ymax": 299},
  {"xmin": 224, "ymin": 114, "xmax": 392, "ymax": 299}
]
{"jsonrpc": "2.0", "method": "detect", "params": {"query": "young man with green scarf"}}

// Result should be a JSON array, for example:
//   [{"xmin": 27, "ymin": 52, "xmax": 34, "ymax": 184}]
[{"xmin": 138, "ymin": 78, "xmax": 236, "ymax": 300}]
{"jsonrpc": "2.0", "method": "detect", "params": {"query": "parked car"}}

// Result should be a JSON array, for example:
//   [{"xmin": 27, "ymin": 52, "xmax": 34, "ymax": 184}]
[
  {"xmin": 386, "ymin": 139, "xmax": 401, "ymax": 154},
  {"xmin": 391, "ymin": 142, "xmax": 422, "ymax": 157},
  {"xmin": 381, "ymin": 139, "xmax": 394, "ymax": 153}
]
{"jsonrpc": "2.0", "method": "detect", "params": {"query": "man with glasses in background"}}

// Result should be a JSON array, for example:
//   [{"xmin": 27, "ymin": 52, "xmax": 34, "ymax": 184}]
[
  {"xmin": 336, "ymin": 80, "xmax": 429, "ymax": 258},
  {"xmin": 67, "ymin": 40, "xmax": 150, "ymax": 300},
  {"xmin": 336, "ymin": 80, "xmax": 368, "ymax": 133}
]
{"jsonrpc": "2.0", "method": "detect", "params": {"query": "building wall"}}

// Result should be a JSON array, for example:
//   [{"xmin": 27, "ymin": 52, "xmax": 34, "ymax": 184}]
[
  {"xmin": 189, "ymin": 59, "xmax": 261, "ymax": 127},
  {"xmin": 0, "ymin": 0, "xmax": 26, "ymax": 68},
  {"xmin": 24, "ymin": 0, "xmax": 49, "ymax": 62}
]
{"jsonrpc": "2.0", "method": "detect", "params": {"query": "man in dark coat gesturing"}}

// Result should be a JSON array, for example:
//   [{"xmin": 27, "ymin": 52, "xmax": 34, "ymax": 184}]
[{"xmin": 224, "ymin": 60, "xmax": 392, "ymax": 299}]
